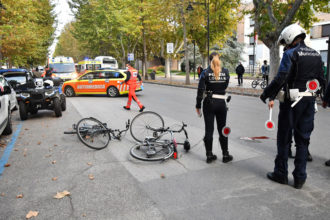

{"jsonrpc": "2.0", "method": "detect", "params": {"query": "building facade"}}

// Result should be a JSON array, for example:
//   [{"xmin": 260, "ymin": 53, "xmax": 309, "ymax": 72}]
[{"xmin": 236, "ymin": 4, "xmax": 329, "ymax": 75}]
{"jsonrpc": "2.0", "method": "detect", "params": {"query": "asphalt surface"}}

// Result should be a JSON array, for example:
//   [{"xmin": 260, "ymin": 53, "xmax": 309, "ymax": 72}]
[{"xmin": 0, "ymin": 83, "xmax": 330, "ymax": 219}]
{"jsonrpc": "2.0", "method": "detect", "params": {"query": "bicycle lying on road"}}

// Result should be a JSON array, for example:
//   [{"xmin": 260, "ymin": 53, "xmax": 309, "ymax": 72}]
[
  {"xmin": 251, "ymin": 77, "xmax": 267, "ymax": 89},
  {"xmin": 129, "ymin": 111, "xmax": 190, "ymax": 161},
  {"xmin": 64, "ymin": 117, "xmax": 130, "ymax": 150}
]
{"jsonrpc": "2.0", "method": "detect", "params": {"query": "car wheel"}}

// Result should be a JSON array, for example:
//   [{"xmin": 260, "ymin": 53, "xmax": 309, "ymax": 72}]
[
  {"xmin": 60, "ymin": 94, "xmax": 66, "ymax": 111},
  {"xmin": 64, "ymin": 86, "xmax": 75, "ymax": 97},
  {"xmin": 107, "ymin": 86, "xmax": 119, "ymax": 97},
  {"xmin": 3, "ymin": 107, "xmax": 13, "ymax": 135},
  {"xmin": 53, "ymin": 97, "xmax": 62, "ymax": 117},
  {"xmin": 19, "ymin": 101, "xmax": 28, "ymax": 120}
]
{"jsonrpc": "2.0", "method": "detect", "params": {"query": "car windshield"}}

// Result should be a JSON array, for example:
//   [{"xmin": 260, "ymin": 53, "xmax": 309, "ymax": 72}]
[
  {"xmin": 4, "ymin": 73, "xmax": 27, "ymax": 84},
  {"xmin": 49, "ymin": 63, "xmax": 75, "ymax": 73}
]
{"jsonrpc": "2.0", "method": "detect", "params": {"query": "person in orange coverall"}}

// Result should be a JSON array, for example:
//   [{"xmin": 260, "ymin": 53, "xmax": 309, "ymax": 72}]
[{"xmin": 123, "ymin": 63, "xmax": 145, "ymax": 112}]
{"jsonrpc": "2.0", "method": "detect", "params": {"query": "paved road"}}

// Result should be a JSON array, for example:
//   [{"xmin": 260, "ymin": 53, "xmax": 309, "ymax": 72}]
[{"xmin": 0, "ymin": 83, "xmax": 330, "ymax": 219}]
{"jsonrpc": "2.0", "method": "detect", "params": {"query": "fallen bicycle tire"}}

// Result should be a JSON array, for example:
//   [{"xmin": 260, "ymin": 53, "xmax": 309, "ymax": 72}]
[
  {"xmin": 130, "ymin": 111, "xmax": 165, "ymax": 142},
  {"xmin": 130, "ymin": 142, "xmax": 174, "ymax": 161},
  {"xmin": 76, "ymin": 117, "xmax": 111, "ymax": 150}
]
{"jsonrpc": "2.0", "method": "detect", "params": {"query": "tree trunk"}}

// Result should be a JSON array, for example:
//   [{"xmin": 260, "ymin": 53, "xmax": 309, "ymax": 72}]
[
  {"xmin": 165, "ymin": 57, "xmax": 170, "ymax": 78},
  {"xmin": 269, "ymin": 42, "xmax": 280, "ymax": 80},
  {"xmin": 203, "ymin": 56, "xmax": 208, "ymax": 69},
  {"xmin": 180, "ymin": 0, "xmax": 190, "ymax": 85},
  {"xmin": 178, "ymin": 60, "xmax": 182, "ymax": 71},
  {"xmin": 121, "ymin": 57, "xmax": 126, "ymax": 69},
  {"xmin": 143, "ymin": 27, "xmax": 148, "ymax": 80}
]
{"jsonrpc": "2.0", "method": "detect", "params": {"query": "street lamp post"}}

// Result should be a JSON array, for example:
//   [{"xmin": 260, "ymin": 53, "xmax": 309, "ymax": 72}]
[
  {"xmin": 187, "ymin": 0, "xmax": 210, "ymax": 65},
  {"xmin": 193, "ymin": 40, "xmax": 196, "ymax": 80}
]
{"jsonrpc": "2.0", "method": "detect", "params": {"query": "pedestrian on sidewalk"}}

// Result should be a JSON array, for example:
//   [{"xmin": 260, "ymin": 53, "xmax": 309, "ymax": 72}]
[
  {"xmin": 261, "ymin": 60, "xmax": 269, "ymax": 85},
  {"xmin": 260, "ymin": 24, "xmax": 326, "ymax": 189},
  {"xmin": 123, "ymin": 63, "xmax": 145, "ymax": 112},
  {"xmin": 196, "ymin": 52, "xmax": 233, "ymax": 164},
  {"xmin": 235, "ymin": 62, "xmax": 245, "ymax": 86},
  {"xmin": 197, "ymin": 65, "xmax": 203, "ymax": 79},
  {"xmin": 322, "ymin": 82, "xmax": 330, "ymax": 166}
]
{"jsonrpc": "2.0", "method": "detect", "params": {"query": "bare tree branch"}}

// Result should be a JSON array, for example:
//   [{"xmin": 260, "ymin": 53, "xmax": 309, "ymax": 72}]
[
  {"xmin": 279, "ymin": 0, "xmax": 303, "ymax": 31},
  {"xmin": 266, "ymin": 0, "xmax": 278, "ymax": 26}
]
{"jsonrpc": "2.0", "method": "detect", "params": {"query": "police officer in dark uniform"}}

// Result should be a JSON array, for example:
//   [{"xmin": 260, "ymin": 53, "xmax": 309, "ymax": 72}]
[
  {"xmin": 322, "ymin": 82, "xmax": 330, "ymax": 166},
  {"xmin": 196, "ymin": 52, "xmax": 233, "ymax": 163},
  {"xmin": 260, "ymin": 24, "xmax": 326, "ymax": 189}
]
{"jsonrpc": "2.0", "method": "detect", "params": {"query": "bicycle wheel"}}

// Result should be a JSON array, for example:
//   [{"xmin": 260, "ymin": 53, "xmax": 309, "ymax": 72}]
[
  {"xmin": 251, "ymin": 80, "xmax": 258, "ymax": 88},
  {"xmin": 130, "ymin": 111, "xmax": 165, "ymax": 142},
  {"xmin": 130, "ymin": 142, "xmax": 174, "ymax": 161},
  {"xmin": 76, "ymin": 117, "xmax": 111, "ymax": 150},
  {"xmin": 260, "ymin": 81, "xmax": 267, "ymax": 89}
]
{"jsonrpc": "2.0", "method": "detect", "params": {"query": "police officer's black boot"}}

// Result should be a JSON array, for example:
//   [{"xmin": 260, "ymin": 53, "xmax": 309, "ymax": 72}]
[
  {"xmin": 220, "ymin": 137, "xmax": 233, "ymax": 163},
  {"xmin": 204, "ymin": 138, "xmax": 217, "ymax": 163}
]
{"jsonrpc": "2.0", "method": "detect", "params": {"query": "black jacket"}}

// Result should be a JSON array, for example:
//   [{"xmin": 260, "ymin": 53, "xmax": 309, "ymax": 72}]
[
  {"xmin": 235, "ymin": 64, "xmax": 245, "ymax": 75},
  {"xmin": 196, "ymin": 66, "xmax": 230, "ymax": 108},
  {"xmin": 261, "ymin": 41, "xmax": 326, "ymax": 101}
]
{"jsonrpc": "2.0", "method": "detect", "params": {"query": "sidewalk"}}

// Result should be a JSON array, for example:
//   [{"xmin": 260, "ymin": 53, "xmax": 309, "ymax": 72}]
[{"xmin": 144, "ymin": 73, "xmax": 264, "ymax": 97}]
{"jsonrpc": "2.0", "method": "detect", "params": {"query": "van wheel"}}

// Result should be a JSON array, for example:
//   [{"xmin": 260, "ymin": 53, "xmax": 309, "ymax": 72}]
[
  {"xmin": 19, "ymin": 101, "xmax": 28, "ymax": 120},
  {"xmin": 107, "ymin": 86, "xmax": 119, "ymax": 97},
  {"xmin": 54, "ymin": 97, "xmax": 62, "ymax": 117},
  {"xmin": 3, "ymin": 107, "xmax": 12, "ymax": 135},
  {"xmin": 64, "ymin": 86, "xmax": 75, "ymax": 97}
]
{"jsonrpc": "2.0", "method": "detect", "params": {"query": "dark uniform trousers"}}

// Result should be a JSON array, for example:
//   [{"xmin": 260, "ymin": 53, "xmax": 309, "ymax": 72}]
[
  {"xmin": 274, "ymin": 97, "xmax": 315, "ymax": 181},
  {"xmin": 202, "ymin": 98, "xmax": 228, "ymax": 153}
]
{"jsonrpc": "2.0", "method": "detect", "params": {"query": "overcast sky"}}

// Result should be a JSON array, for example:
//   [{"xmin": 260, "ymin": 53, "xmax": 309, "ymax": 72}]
[{"xmin": 49, "ymin": 0, "xmax": 74, "ymax": 57}]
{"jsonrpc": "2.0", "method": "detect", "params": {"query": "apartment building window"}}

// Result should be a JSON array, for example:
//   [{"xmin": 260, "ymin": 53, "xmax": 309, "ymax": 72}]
[
  {"xmin": 322, "ymin": 24, "xmax": 330, "ymax": 37},
  {"xmin": 249, "ymin": 36, "xmax": 255, "ymax": 45},
  {"xmin": 249, "ymin": 55, "xmax": 255, "ymax": 65},
  {"xmin": 250, "ymin": 18, "xmax": 255, "ymax": 27},
  {"xmin": 320, "ymin": 50, "xmax": 327, "ymax": 64}
]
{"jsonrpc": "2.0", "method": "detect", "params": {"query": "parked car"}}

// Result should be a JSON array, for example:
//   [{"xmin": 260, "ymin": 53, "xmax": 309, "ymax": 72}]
[
  {"xmin": 0, "ymin": 75, "xmax": 13, "ymax": 135},
  {"xmin": 62, "ymin": 69, "xmax": 142, "ymax": 97}
]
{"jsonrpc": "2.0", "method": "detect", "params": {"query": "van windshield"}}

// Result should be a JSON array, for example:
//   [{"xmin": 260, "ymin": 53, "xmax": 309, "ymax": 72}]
[
  {"xmin": 49, "ymin": 63, "xmax": 75, "ymax": 73},
  {"xmin": 103, "ymin": 58, "xmax": 116, "ymax": 64}
]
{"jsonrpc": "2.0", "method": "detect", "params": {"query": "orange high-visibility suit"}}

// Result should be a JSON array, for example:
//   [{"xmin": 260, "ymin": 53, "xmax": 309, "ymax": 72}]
[{"xmin": 124, "ymin": 66, "xmax": 144, "ymax": 111}]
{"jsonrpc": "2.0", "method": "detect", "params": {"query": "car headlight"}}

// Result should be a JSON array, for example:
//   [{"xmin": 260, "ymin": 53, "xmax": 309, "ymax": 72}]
[
  {"xmin": 20, "ymin": 93, "xmax": 30, "ymax": 98},
  {"xmin": 45, "ymin": 91, "xmax": 55, "ymax": 96}
]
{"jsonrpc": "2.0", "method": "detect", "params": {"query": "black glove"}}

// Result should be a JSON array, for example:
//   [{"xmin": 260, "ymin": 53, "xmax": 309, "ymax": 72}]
[{"xmin": 260, "ymin": 93, "xmax": 267, "ymax": 104}]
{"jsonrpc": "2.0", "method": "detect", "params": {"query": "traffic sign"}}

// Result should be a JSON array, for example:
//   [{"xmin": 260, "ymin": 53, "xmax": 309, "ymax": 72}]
[
  {"xmin": 167, "ymin": 43, "xmax": 174, "ymax": 54},
  {"xmin": 128, "ymin": 53, "xmax": 134, "ymax": 61}
]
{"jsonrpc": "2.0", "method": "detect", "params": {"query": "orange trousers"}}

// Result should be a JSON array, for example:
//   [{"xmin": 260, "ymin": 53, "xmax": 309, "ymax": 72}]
[{"xmin": 125, "ymin": 84, "xmax": 143, "ymax": 109}]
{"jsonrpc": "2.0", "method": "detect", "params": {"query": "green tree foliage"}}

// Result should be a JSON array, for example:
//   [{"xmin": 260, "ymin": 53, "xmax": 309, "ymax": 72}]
[
  {"xmin": 54, "ymin": 23, "xmax": 85, "ymax": 62},
  {"xmin": 64, "ymin": 0, "xmax": 241, "ymax": 83},
  {"xmin": 217, "ymin": 36, "xmax": 244, "ymax": 72},
  {"xmin": 251, "ymin": 0, "xmax": 330, "ymax": 79},
  {"xmin": 0, "ymin": 0, "xmax": 55, "ymax": 67}
]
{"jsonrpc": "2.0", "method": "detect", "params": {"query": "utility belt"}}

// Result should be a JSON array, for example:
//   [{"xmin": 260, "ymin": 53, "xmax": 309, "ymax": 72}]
[
  {"xmin": 204, "ymin": 91, "xmax": 231, "ymax": 105},
  {"xmin": 276, "ymin": 79, "xmax": 320, "ymax": 108}
]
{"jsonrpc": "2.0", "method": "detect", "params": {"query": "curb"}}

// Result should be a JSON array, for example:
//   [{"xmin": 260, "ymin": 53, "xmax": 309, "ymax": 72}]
[{"xmin": 144, "ymin": 80, "xmax": 263, "ymax": 98}]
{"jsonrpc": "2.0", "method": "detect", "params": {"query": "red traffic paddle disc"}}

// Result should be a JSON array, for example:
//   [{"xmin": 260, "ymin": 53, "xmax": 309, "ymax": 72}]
[
  {"xmin": 222, "ymin": 126, "xmax": 231, "ymax": 137},
  {"xmin": 265, "ymin": 120, "xmax": 275, "ymax": 131},
  {"xmin": 306, "ymin": 79, "xmax": 319, "ymax": 93}
]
